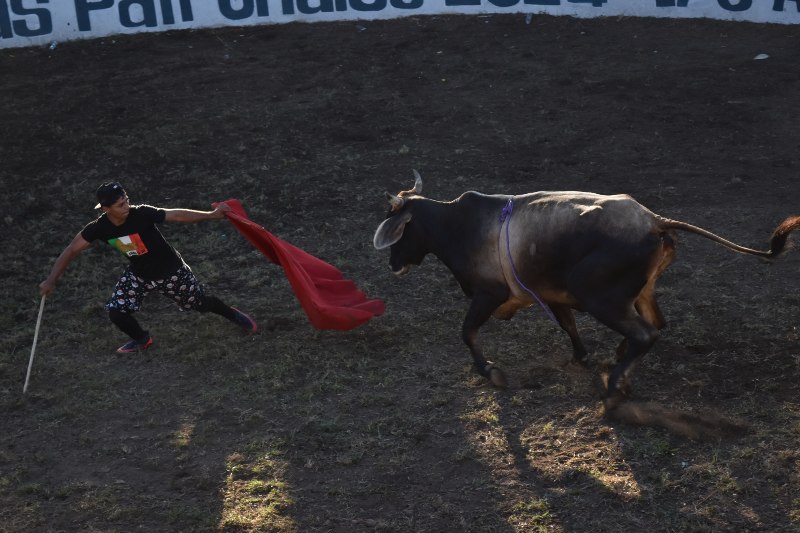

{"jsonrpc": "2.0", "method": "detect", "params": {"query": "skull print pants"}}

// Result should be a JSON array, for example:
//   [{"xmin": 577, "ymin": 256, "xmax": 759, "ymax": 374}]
[{"xmin": 105, "ymin": 264, "xmax": 205, "ymax": 314}]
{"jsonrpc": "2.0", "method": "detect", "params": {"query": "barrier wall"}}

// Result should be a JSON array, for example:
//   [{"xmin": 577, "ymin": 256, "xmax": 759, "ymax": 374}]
[{"xmin": 1, "ymin": 0, "xmax": 798, "ymax": 49}]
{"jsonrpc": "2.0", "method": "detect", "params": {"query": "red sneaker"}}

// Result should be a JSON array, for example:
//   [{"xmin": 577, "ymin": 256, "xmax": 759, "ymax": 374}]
[
  {"xmin": 116, "ymin": 336, "xmax": 153, "ymax": 354},
  {"xmin": 231, "ymin": 308, "xmax": 257, "ymax": 334}
]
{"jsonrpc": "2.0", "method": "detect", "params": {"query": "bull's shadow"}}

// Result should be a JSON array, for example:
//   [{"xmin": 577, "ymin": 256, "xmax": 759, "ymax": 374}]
[
  {"xmin": 481, "ymin": 334, "xmax": 792, "ymax": 531},
  {"xmin": 480, "ymin": 305, "xmax": 749, "ymax": 440}
]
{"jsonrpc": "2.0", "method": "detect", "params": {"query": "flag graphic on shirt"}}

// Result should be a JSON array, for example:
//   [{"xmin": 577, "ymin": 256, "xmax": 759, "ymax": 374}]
[{"xmin": 108, "ymin": 234, "xmax": 148, "ymax": 257}]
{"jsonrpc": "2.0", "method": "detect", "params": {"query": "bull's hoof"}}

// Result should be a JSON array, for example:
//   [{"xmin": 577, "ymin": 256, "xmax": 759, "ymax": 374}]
[
  {"xmin": 475, "ymin": 361, "xmax": 508, "ymax": 388},
  {"xmin": 603, "ymin": 391, "xmax": 627, "ymax": 412},
  {"xmin": 564, "ymin": 358, "xmax": 589, "ymax": 372},
  {"xmin": 488, "ymin": 366, "xmax": 508, "ymax": 388},
  {"xmin": 618, "ymin": 381, "xmax": 632, "ymax": 398},
  {"xmin": 604, "ymin": 381, "xmax": 632, "ymax": 412}
]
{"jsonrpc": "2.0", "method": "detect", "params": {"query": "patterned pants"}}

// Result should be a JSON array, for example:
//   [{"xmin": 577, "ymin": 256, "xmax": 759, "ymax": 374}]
[{"xmin": 105, "ymin": 264, "xmax": 205, "ymax": 313}]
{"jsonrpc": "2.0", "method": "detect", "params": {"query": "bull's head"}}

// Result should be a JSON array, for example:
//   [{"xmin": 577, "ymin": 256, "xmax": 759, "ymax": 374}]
[{"xmin": 373, "ymin": 170, "xmax": 426, "ymax": 276}]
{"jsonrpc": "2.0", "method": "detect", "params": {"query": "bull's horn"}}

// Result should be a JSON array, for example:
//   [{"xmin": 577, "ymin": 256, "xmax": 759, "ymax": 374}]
[
  {"xmin": 385, "ymin": 191, "xmax": 404, "ymax": 211},
  {"xmin": 411, "ymin": 169, "xmax": 423, "ymax": 195}
]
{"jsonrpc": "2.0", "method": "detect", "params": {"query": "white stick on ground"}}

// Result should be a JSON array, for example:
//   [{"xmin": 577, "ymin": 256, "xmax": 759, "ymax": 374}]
[{"xmin": 23, "ymin": 295, "xmax": 46, "ymax": 394}]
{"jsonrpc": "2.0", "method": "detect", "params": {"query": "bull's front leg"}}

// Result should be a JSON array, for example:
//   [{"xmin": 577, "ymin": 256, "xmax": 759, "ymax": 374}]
[
  {"xmin": 549, "ymin": 303, "xmax": 588, "ymax": 366},
  {"xmin": 462, "ymin": 289, "xmax": 509, "ymax": 388}
]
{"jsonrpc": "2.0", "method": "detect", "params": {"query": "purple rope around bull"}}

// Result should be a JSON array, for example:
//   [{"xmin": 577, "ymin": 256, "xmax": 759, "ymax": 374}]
[{"xmin": 501, "ymin": 198, "xmax": 558, "ymax": 324}]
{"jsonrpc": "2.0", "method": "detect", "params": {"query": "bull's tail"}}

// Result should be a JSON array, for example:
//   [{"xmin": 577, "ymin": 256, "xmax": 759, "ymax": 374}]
[{"xmin": 659, "ymin": 215, "xmax": 800, "ymax": 259}]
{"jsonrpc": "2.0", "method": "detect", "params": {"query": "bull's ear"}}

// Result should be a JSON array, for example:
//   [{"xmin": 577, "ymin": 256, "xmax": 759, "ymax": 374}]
[
  {"xmin": 411, "ymin": 169, "xmax": 423, "ymax": 195},
  {"xmin": 373, "ymin": 211, "xmax": 413, "ymax": 250}
]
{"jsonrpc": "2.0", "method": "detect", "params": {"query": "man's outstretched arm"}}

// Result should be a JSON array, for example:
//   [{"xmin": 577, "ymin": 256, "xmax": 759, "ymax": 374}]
[
  {"xmin": 163, "ymin": 202, "xmax": 230, "ymax": 223},
  {"xmin": 40, "ymin": 232, "xmax": 93, "ymax": 296}
]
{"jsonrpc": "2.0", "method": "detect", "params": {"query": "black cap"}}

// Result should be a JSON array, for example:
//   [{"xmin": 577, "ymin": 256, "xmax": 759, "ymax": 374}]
[{"xmin": 94, "ymin": 182, "xmax": 126, "ymax": 209}]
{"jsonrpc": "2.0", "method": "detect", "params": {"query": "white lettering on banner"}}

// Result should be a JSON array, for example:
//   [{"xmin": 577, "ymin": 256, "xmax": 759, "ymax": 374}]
[{"xmin": 0, "ymin": 0, "xmax": 798, "ymax": 48}]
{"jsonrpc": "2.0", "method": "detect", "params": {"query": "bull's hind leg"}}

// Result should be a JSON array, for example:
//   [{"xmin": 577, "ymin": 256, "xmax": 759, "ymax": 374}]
[
  {"xmin": 594, "ymin": 304, "xmax": 660, "ymax": 409},
  {"xmin": 462, "ymin": 288, "xmax": 510, "ymax": 388},
  {"xmin": 614, "ymin": 236, "xmax": 673, "ymax": 359},
  {"xmin": 636, "ymin": 289, "xmax": 667, "ymax": 331},
  {"xmin": 568, "ymin": 233, "xmax": 668, "ymax": 406},
  {"xmin": 615, "ymin": 285, "xmax": 667, "ymax": 360}
]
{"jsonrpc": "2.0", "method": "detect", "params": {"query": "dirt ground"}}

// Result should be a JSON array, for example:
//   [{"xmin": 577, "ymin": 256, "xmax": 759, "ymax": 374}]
[{"xmin": 1, "ymin": 13, "xmax": 799, "ymax": 532}]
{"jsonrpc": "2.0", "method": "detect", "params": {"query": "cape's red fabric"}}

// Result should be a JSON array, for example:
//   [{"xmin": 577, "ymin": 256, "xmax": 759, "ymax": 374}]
[{"xmin": 214, "ymin": 199, "xmax": 384, "ymax": 331}]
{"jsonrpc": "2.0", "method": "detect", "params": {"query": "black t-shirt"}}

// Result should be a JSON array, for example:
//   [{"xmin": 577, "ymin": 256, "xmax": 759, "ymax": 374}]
[{"xmin": 81, "ymin": 205, "xmax": 183, "ymax": 281}]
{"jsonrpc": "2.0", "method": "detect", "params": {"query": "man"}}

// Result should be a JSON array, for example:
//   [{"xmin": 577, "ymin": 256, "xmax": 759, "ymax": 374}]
[{"xmin": 39, "ymin": 182, "xmax": 256, "ymax": 353}]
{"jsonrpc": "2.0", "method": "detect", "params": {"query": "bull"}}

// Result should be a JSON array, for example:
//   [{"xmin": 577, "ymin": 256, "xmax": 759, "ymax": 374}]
[{"xmin": 373, "ymin": 171, "xmax": 800, "ymax": 408}]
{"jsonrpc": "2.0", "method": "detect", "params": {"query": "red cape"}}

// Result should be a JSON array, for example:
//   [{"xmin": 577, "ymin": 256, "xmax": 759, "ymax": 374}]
[{"xmin": 214, "ymin": 199, "xmax": 384, "ymax": 331}]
